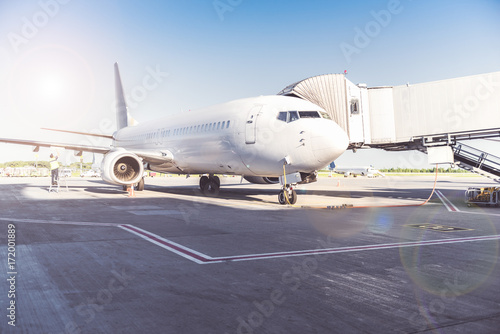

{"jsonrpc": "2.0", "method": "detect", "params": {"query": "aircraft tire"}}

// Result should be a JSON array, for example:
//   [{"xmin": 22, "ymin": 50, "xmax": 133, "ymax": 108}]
[
  {"xmin": 136, "ymin": 177, "xmax": 145, "ymax": 191},
  {"xmin": 278, "ymin": 189, "xmax": 297, "ymax": 205},
  {"xmin": 288, "ymin": 189, "xmax": 297, "ymax": 204},
  {"xmin": 212, "ymin": 175, "xmax": 221, "ymax": 187},
  {"xmin": 199, "ymin": 176, "xmax": 209, "ymax": 190},
  {"xmin": 202, "ymin": 179, "xmax": 220, "ymax": 197},
  {"xmin": 278, "ymin": 190, "xmax": 286, "ymax": 205}
]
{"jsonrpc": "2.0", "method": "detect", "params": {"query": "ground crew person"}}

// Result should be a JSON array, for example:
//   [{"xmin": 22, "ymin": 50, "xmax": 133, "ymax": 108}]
[{"xmin": 49, "ymin": 154, "xmax": 60, "ymax": 185}]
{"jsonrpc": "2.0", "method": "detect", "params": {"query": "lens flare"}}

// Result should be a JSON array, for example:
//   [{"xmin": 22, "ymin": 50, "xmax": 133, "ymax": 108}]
[
  {"xmin": 8, "ymin": 44, "xmax": 95, "ymax": 130},
  {"xmin": 399, "ymin": 206, "xmax": 499, "ymax": 297}
]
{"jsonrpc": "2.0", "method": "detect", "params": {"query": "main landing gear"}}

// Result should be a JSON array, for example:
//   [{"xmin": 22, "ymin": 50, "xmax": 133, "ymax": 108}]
[
  {"xmin": 278, "ymin": 184, "xmax": 297, "ymax": 205},
  {"xmin": 200, "ymin": 174, "xmax": 220, "ymax": 196},
  {"xmin": 122, "ymin": 177, "xmax": 145, "ymax": 191},
  {"xmin": 136, "ymin": 177, "xmax": 145, "ymax": 191}
]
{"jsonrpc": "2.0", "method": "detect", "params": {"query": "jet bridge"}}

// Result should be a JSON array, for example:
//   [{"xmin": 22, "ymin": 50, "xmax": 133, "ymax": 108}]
[{"xmin": 278, "ymin": 71, "xmax": 500, "ymax": 177}]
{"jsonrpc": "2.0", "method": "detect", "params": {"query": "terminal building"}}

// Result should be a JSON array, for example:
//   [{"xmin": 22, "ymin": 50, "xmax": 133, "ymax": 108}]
[{"xmin": 278, "ymin": 71, "xmax": 500, "ymax": 181}]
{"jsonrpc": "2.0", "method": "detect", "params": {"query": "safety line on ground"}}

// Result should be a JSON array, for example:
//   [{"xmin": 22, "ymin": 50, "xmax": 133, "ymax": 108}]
[
  {"xmin": 299, "ymin": 165, "xmax": 440, "ymax": 210},
  {"xmin": 119, "ymin": 224, "xmax": 500, "ymax": 264},
  {"xmin": 0, "ymin": 217, "xmax": 120, "ymax": 227},
  {"xmin": 454, "ymin": 210, "xmax": 500, "ymax": 217},
  {"xmin": 435, "ymin": 190, "xmax": 460, "ymax": 212}
]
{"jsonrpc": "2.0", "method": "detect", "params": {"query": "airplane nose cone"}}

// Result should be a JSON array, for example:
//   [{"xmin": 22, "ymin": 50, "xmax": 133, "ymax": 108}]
[{"xmin": 311, "ymin": 121, "xmax": 349, "ymax": 164}]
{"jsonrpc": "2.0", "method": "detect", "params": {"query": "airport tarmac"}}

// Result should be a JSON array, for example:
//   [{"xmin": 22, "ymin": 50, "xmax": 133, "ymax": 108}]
[{"xmin": 1, "ymin": 174, "xmax": 499, "ymax": 333}]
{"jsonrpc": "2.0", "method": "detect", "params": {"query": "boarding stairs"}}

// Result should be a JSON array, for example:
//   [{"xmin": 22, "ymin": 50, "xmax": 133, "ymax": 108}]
[{"xmin": 452, "ymin": 143, "xmax": 500, "ymax": 183}]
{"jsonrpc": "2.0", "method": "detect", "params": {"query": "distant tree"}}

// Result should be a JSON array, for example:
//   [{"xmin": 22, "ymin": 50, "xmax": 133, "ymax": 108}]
[
  {"xmin": 0, "ymin": 160, "xmax": 90, "ymax": 170},
  {"xmin": 69, "ymin": 162, "xmax": 92, "ymax": 170}
]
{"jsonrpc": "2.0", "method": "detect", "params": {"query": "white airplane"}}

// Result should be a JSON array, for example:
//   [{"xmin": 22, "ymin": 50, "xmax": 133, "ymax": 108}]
[
  {"xmin": 0, "ymin": 64, "xmax": 349, "ymax": 204},
  {"xmin": 334, "ymin": 166, "xmax": 385, "ymax": 178}
]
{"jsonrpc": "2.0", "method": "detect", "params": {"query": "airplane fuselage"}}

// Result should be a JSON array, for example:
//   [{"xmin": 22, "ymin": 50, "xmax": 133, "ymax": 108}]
[
  {"xmin": 113, "ymin": 95, "xmax": 349, "ymax": 177},
  {"xmin": 0, "ymin": 64, "xmax": 350, "ymax": 204}
]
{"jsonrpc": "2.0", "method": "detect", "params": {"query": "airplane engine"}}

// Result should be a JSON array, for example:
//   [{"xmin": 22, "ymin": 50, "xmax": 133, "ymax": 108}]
[
  {"xmin": 243, "ymin": 176, "xmax": 279, "ymax": 184},
  {"xmin": 101, "ymin": 150, "xmax": 144, "ymax": 185}
]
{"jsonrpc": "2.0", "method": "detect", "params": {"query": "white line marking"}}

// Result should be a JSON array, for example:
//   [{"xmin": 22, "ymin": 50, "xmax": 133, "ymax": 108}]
[
  {"xmin": 0, "ymin": 217, "xmax": 119, "ymax": 227},
  {"xmin": 119, "ymin": 224, "xmax": 209, "ymax": 264},
  {"xmin": 128, "ymin": 210, "xmax": 182, "ymax": 216},
  {"xmin": 436, "ymin": 190, "xmax": 460, "ymax": 212},
  {"xmin": 110, "ymin": 205, "xmax": 162, "ymax": 210},
  {"xmin": 119, "ymin": 224, "xmax": 500, "ymax": 264},
  {"xmin": 434, "ymin": 190, "xmax": 500, "ymax": 217},
  {"xmin": 456, "ymin": 211, "xmax": 500, "ymax": 217}
]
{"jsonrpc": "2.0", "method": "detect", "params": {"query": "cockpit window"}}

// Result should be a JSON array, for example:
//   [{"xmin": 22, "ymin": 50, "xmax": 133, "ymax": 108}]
[
  {"xmin": 298, "ymin": 111, "xmax": 320, "ymax": 118},
  {"xmin": 320, "ymin": 111, "xmax": 331, "ymax": 120},
  {"xmin": 276, "ymin": 110, "xmax": 327, "ymax": 123},
  {"xmin": 277, "ymin": 111, "xmax": 287, "ymax": 122}
]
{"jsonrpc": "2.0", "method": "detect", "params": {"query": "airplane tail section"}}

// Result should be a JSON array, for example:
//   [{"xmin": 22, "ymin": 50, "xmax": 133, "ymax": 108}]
[{"xmin": 114, "ymin": 62, "xmax": 128, "ymax": 130}]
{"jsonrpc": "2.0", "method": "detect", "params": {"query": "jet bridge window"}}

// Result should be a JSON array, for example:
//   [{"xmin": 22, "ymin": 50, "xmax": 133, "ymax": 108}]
[
  {"xmin": 350, "ymin": 99, "xmax": 360, "ymax": 115},
  {"xmin": 298, "ymin": 111, "xmax": 320, "ymax": 118}
]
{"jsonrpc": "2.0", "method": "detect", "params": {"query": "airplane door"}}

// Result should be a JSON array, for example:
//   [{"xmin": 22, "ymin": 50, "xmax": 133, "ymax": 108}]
[{"xmin": 245, "ymin": 106, "xmax": 262, "ymax": 144}]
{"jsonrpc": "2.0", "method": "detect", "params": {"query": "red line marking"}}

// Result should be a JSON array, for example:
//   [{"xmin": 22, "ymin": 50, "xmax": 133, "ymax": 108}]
[{"xmin": 436, "ymin": 190, "xmax": 459, "ymax": 212}]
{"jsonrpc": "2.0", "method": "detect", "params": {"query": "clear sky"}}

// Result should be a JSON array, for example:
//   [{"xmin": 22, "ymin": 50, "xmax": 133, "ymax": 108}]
[{"xmin": 0, "ymin": 0, "xmax": 499, "ymax": 168}]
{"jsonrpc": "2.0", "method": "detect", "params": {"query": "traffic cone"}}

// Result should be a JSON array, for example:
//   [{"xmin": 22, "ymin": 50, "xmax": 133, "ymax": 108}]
[
  {"xmin": 127, "ymin": 185, "xmax": 136, "ymax": 198},
  {"xmin": 337, "ymin": 179, "xmax": 341, "ymax": 187}
]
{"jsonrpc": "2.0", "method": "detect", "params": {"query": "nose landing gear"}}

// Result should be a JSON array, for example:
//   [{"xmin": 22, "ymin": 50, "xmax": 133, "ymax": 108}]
[
  {"xmin": 200, "ymin": 174, "xmax": 221, "ymax": 196},
  {"xmin": 278, "ymin": 185, "xmax": 297, "ymax": 205}
]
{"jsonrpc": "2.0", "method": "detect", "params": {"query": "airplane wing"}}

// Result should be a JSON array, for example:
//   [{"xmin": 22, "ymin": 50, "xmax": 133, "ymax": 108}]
[
  {"xmin": 0, "ymin": 137, "xmax": 174, "ymax": 164},
  {"xmin": 0, "ymin": 137, "xmax": 111, "ymax": 155},
  {"xmin": 41, "ymin": 128, "xmax": 114, "ymax": 139}
]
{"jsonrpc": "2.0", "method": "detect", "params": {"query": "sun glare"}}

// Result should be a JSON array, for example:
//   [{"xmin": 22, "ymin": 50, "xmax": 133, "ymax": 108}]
[
  {"xmin": 8, "ymin": 45, "xmax": 95, "ymax": 128},
  {"xmin": 39, "ymin": 74, "xmax": 65, "ymax": 99}
]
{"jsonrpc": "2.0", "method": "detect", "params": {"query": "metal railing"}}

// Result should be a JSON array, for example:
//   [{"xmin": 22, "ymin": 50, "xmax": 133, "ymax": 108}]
[{"xmin": 453, "ymin": 143, "xmax": 500, "ymax": 177}]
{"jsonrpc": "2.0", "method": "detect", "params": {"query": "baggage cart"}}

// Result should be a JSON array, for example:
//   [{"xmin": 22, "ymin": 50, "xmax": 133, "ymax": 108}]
[{"xmin": 464, "ymin": 187, "xmax": 500, "ymax": 207}]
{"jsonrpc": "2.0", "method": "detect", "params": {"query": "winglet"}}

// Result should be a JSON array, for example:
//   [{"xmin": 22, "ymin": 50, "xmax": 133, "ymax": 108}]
[{"xmin": 114, "ymin": 63, "xmax": 128, "ymax": 130}]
